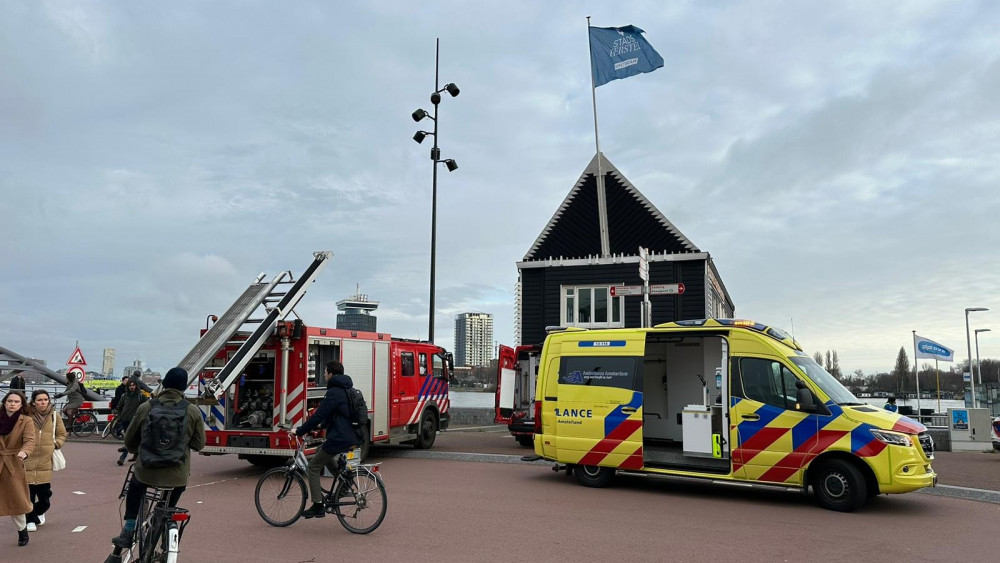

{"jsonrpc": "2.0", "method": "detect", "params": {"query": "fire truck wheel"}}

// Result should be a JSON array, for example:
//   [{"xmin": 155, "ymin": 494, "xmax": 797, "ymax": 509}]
[
  {"xmin": 245, "ymin": 455, "xmax": 286, "ymax": 469},
  {"xmin": 573, "ymin": 464, "xmax": 615, "ymax": 488},
  {"xmin": 414, "ymin": 411, "xmax": 437, "ymax": 449},
  {"xmin": 812, "ymin": 458, "xmax": 867, "ymax": 512}
]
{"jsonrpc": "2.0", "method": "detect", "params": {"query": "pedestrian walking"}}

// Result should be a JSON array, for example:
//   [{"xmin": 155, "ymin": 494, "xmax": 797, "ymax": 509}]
[
  {"xmin": 0, "ymin": 390, "xmax": 37, "ymax": 547},
  {"xmin": 54, "ymin": 372, "xmax": 85, "ymax": 422},
  {"xmin": 8, "ymin": 372, "xmax": 26, "ymax": 391},
  {"xmin": 114, "ymin": 379, "xmax": 147, "ymax": 465},
  {"xmin": 23, "ymin": 389, "xmax": 67, "ymax": 532}
]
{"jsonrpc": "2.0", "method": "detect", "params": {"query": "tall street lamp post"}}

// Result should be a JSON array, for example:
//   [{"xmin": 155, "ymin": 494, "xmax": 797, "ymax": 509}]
[
  {"xmin": 975, "ymin": 328, "xmax": 991, "ymax": 402},
  {"xmin": 965, "ymin": 307, "xmax": 989, "ymax": 408},
  {"xmin": 412, "ymin": 37, "xmax": 459, "ymax": 343}
]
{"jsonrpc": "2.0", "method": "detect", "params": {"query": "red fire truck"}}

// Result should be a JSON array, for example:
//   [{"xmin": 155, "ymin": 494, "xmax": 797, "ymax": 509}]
[
  {"xmin": 494, "ymin": 344, "xmax": 541, "ymax": 447},
  {"xmin": 174, "ymin": 252, "xmax": 453, "ymax": 465}
]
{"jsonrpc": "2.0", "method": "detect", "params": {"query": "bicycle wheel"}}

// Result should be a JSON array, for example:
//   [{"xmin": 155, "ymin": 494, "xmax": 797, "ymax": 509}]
[
  {"xmin": 255, "ymin": 467, "xmax": 307, "ymax": 527},
  {"xmin": 334, "ymin": 469, "xmax": 387, "ymax": 534},
  {"xmin": 73, "ymin": 412, "xmax": 97, "ymax": 437},
  {"xmin": 101, "ymin": 418, "xmax": 115, "ymax": 439}
]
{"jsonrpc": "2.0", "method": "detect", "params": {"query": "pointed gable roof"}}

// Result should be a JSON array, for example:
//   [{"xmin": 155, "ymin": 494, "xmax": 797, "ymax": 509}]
[{"xmin": 523, "ymin": 153, "xmax": 699, "ymax": 261}]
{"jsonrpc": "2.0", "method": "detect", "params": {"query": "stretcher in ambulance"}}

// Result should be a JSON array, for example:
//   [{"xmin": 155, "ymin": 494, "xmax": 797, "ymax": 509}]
[{"xmin": 531, "ymin": 319, "xmax": 937, "ymax": 511}]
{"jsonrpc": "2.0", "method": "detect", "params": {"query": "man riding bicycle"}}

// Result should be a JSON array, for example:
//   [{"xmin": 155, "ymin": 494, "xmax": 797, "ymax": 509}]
[
  {"xmin": 105, "ymin": 367, "xmax": 205, "ymax": 563},
  {"xmin": 293, "ymin": 360, "xmax": 359, "ymax": 519}
]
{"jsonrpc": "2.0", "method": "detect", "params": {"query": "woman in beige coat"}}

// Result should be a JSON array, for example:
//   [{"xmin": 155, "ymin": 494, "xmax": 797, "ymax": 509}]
[
  {"xmin": 23, "ymin": 389, "xmax": 67, "ymax": 532},
  {"xmin": 0, "ymin": 390, "xmax": 36, "ymax": 547}
]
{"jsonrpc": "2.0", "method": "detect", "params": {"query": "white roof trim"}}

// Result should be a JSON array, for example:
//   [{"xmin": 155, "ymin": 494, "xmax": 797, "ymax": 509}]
[{"xmin": 517, "ymin": 252, "xmax": 709, "ymax": 270}]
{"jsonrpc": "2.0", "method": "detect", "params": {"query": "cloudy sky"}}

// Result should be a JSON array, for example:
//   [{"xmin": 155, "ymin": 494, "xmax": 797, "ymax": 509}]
[{"xmin": 2, "ymin": 1, "xmax": 998, "ymax": 378}]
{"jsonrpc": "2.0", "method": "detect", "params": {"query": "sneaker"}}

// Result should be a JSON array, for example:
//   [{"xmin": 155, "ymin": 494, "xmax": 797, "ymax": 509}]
[
  {"xmin": 117, "ymin": 459, "xmax": 124, "ymax": 466},
  {"xmin": 26, "ymin": 523, "xmax": 36, "ymax": 532},
  {"xmin": 301, "ymin": 503, "xmax": 326, "ymax": 519},
  {"xmin": 37, "ymin": 515, "xmax": 45, "ymax": 526},
  {"xmin": 18, "ymin": 529, "xmax": 29, "ymax": 546}
]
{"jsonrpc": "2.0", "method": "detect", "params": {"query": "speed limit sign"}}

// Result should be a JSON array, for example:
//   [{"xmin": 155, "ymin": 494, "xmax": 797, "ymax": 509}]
[{"xmin": 67, "ymin": 365, "xmax": 86, "ymax": 382}]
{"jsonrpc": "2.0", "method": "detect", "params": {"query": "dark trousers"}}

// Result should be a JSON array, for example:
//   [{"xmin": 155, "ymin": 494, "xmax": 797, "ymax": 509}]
[
  {"xmin": 123, "ymin": 475, "xmax": 185, "ymax": 521},
  {"xmin": 306, "ymin": 448, "xmax": 343, "ymax": 504},
  {"xmin": 26, "ymin": 483, "xmax": 52, "ymax": 524}
]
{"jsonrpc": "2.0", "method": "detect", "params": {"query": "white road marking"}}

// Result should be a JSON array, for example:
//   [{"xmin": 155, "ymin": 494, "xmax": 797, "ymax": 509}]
[
  {"xmin": 73, "ymin": 491, "xmax": 86, "ymax": 495},
  {"xmin": 72, "ymin": 526, "xmax": 87, "ymax": 533}
]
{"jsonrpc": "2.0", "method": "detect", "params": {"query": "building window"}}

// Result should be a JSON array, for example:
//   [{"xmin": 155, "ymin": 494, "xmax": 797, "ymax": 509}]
[{"xmin": 561, "ymin": 286, "xmax": 624, "ymax": 328}]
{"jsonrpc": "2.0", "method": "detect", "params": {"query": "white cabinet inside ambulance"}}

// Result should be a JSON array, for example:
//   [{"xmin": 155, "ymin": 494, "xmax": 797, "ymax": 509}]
[{"xmin": 531, "ymin": 319, "xmax": 937, "ymax": 512}]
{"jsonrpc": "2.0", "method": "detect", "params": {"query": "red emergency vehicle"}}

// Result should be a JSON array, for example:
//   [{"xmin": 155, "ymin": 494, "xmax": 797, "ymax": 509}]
[
  {"xmin": 494, "ymin": 344, "xmax": 541, "ymax": 447},
  {"xmin": 198, "ymin": 321, "xmax": 452, "ymax": 464},
  {"xmin": 171, "ymin": 252, "xmax": 453, "ymax": 465}
]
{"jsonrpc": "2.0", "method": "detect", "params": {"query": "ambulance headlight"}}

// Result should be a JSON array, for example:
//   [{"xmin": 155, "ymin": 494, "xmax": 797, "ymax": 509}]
[{"xmin": 870, "ymin": 429, "xmax": 913, "ymax": 447}]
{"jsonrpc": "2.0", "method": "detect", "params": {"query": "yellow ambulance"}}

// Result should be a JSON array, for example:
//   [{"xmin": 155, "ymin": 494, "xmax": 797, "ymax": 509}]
[{"xmin": 531, "ymin": 319, "xmax": 936, "ymax": 511}]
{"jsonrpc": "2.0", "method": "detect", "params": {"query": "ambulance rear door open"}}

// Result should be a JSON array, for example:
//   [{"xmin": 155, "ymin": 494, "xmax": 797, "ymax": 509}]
[{"xmin": 641, "ymin": 331, "xmax": 731, "ymax": 474}]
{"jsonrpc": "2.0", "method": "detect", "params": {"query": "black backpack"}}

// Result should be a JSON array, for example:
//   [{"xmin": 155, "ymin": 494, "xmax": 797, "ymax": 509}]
[
  {"xmin": 343, "ymin": 388, "xmax": 369, "ymax": 446},
  {"xmin": 139, "ymin": 398, "xmax": 190, "ymax": 468}
]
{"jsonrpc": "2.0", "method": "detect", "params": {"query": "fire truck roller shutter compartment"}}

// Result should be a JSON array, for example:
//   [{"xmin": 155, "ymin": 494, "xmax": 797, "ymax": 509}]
[{"xmin": 341, "ymin": 338, "xmax": 377, "ymax": 437}]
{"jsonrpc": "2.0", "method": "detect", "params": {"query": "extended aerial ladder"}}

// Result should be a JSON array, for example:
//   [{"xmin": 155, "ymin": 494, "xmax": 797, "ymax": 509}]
[{"xmin": 174, "ymin": 251, "xmax": 333, "ymax": 402}]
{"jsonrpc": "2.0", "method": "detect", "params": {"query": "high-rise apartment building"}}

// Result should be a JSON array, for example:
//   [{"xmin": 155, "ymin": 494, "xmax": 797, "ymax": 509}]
[
  {"xmin": 454, "ymin": 312, "xmax": 494, "ymax": 367},
  {"xmin": 102, "ymin": 348, "xmax": 116, "ymax": 377}
]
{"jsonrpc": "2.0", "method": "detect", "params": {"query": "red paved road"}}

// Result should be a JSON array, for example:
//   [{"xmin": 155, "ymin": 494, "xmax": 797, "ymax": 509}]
[{"xmin": 0, "ymin": 436, "xmax": 995, "ymax": 562}]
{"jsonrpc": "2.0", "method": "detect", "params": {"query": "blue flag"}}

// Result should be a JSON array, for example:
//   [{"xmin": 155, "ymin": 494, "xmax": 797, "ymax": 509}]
[{"xmin": 589, "ymin": 25, "xmax": 664, "ymax": 87}]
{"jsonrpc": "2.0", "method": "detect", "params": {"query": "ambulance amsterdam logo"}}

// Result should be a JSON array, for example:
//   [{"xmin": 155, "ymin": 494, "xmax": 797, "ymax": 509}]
[{"xmin": 565, "ymin": 371, "xmax": 584, "ymax": 384}]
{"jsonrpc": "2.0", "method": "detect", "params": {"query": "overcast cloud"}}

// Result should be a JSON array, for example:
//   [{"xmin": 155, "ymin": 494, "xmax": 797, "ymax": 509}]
[{"xmin": 2, "ymin": 1, "xmax": 998, "ymax": 377}]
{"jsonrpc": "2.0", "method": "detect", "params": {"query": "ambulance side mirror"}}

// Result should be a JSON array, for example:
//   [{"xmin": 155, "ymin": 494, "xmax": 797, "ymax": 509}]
[{"xmin": 795, "ymin": 380, "xmax": 816, "ymax": 412}]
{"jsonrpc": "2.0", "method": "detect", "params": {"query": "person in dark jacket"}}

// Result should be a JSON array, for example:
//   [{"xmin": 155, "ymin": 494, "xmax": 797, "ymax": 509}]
[
  {"xmin": 294, "ymin": 360, "xmax": 357, "ymax": 519},
  {"xmin": 105, "ymin": 368, "xmax": 205, "ymax": 563},
  {"xmin": 108, "ymin": 376, "xmax": 129, "ymax": 412},
  {"xmin": 114, "ymin": 380, "xmax": 147, "ymax": 465},
  {"xmin": 8, "ymin": 372, "xmax": 26, "ymax": 391}
]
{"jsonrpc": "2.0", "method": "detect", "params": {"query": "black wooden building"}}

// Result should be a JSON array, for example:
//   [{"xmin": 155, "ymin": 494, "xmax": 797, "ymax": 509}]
[{"xmin": 516, "ymin": 153, "xmax": 735, "ymax": 346}]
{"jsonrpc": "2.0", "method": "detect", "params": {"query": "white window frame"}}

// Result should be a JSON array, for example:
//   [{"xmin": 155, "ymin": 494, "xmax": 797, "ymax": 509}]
[{"xmin": 561, "ymin": 285, "xmax": 625, "ymax": 328}]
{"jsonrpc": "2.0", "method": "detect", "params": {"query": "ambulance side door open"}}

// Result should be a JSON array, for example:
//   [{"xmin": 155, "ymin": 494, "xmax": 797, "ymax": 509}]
[{"xmin": 732, "ymin": 357, "xmax": 819, "ymax": 485}]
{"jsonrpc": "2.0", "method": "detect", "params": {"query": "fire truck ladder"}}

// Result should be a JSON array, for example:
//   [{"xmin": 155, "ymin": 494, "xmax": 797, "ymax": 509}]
[{"xmin": 181, "ymin": 250, "xmax": 333, "ymax": 401}]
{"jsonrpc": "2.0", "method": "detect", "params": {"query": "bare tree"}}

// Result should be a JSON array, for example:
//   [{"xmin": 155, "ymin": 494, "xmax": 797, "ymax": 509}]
[
  {"xmin": 892, "ymin": 347, "xmax": 910, "ymax": 396},
  {"xmin": 830, "ymin": 350, "xmax": 841, "ymax": 378},
  {"xmin": 813, "ymin": 351, "xmax": 823, "ymax": 365}
]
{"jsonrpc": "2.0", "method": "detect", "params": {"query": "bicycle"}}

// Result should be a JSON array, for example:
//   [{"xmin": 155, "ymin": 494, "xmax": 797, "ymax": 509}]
[
  {"xmin": 254, "ymin": 433, "xmax": 386, "ymax": 533},
  {"xmin": 66, "ymin": 409, "xmax": 99, "ymax": 438},
  {"xmin": 102, "ymin": 414, "xmax": 126, "ymax": 440},
  {"xmin": 113, "ymin": 465, "xmax": 190, "ymax": 563}
]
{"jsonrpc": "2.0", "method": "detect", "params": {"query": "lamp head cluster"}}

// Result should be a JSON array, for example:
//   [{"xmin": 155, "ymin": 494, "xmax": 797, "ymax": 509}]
[{"xmin": 412, "ymin": 82, "xmax": 460, "ymax": 171}]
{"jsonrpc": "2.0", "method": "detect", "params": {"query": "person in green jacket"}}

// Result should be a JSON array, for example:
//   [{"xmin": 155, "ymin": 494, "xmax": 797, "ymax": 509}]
[
  {"xmin": 104, "ymin": 368, "xmax": 205, "ymax": 563},
  {"xmin": 114, "ymin": 379, "xmax": 147, "ymax": 466}
]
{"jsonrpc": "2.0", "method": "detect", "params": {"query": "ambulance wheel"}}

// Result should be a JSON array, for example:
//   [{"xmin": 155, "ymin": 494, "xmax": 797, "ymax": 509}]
[
  {"xmin": 414, "ymin": 411, "xmax": 437, "ymax": 449},
  {"xmin": 516, "ymin": 435, "xmax": 534, "ymax": 447},
  {"xmin": 574, "ymin": 464, "xmax": 615, "ymax": 488},
  {"xmin": 813, "ymin": 459, "xmax": 867, "ymax": 512}
]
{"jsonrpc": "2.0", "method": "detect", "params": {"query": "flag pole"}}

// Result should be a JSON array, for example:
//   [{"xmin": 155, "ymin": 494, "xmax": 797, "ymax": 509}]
[
  {"xmin": 936, "ymin": 359, "xmax": 941, "ymax": 414},
  {"xmin": 587, "ymin": 16, "xmax": 610, "ymax": 257},
  {"xmin": 912, "ymin": 331, "xmax": 920, "ymax": 420}
]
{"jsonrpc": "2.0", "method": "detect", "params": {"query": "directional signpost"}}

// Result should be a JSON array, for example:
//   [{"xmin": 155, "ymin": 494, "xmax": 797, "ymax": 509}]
[
  {"xmin": 650, "ymin": 283, "xmax": 685, "ymax": 295},
  {"xmin": 611, "ymin": 285, "xmax": 643, "ymax": 297}
]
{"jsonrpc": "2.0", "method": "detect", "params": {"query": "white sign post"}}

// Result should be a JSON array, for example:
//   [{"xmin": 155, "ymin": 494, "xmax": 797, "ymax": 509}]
[{"xmin": 638, "ymin": 247, "xmax": 650, "ymax": 327}]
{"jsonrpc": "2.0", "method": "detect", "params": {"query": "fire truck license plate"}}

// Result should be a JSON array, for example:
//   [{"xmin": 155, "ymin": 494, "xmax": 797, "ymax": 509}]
[{"xmin": 345, "ymin": 448, "xmax": 361, "ymax": 468}]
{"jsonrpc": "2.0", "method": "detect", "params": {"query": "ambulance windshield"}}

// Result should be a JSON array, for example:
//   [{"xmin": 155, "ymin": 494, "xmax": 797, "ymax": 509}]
[{"xmin": 790, "ymin": 357, "xmax": 861, "ymax": 405}]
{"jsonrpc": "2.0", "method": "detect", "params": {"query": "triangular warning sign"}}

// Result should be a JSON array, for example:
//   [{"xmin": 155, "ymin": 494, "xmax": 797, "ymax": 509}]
[{"xmin": 67, "ymin": 346, "xmax": 87, "ymax": 366}]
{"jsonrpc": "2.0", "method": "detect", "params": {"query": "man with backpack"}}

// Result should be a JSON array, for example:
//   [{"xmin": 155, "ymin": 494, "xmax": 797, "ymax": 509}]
[
  {"xmin": 105, "ymin": 367, "xmax": 205, "ymax": 561},
  {"xmin": 293, "ymin": 360, "xmax": 360, "ymax": 519}
]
